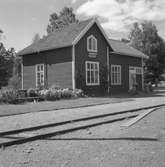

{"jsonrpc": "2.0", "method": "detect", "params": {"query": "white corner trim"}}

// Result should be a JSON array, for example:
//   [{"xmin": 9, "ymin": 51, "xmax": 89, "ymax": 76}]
[
  {"xmin": 87, "ymin": 35, "xmax": 98, "ymax": 52},
  {"xmin": 21, "ymin": 62, "xmax": 24, "ymax": 90},
  {"xmin": 107, "ymin": 47, "xmax": 110, "ymax": 93},
  {"xmin": 141, "ymin": 57, "xmax": 144, "ymax": 90},
  {"xmin": 72, "ymin": 45, "xmax": 76, "ymax": 90}
]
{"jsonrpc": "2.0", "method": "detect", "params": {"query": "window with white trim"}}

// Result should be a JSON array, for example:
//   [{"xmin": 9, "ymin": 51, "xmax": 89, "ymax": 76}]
[
  {"xmin": 86, "ymin": 61, "xmax": 99, "ymax": 85},
  {"xmin": 87, "ymin": 35, "xmax": 97, "ymax": 52},
  {"xmin": 111, "ymin": 65, "xmax": 121, "ymax": 85},
  {"xmin": 36, "ymin": 64, "xmax": 44, "ymax": 87}
]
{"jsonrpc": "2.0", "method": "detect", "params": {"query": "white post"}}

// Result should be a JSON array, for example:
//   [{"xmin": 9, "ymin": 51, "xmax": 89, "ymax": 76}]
[
  {"xmin": 141, "ymin": 57, "xmax": 144, "ymax": 90},
  {"xmin": 21, "ymin": 62, "xmax": 24, "ymax": 90},
  {"xmin": 107, "ymin": 47, "xmax": 110, "ymax": 94},
  {"xmin": 72, "ymin": 45, "xmax": 76, "ymax": 90}
]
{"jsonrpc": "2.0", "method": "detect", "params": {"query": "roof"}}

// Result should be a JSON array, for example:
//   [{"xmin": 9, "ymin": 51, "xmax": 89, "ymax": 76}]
[
  {"xmin": 18, "ymin": 18, "xmax": 93, "ymax": 56},
  {"xmin": 18, "ymin": 18, "xmax": 148, "ymax": 59},
  {"xmin": 109, "ymin": 39, "xmax": 148, "ymax": 59}
]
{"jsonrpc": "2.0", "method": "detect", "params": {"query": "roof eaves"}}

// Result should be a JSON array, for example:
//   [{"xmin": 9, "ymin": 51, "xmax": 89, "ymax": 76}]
[
  {"xmin": 18, "ymin": 44, "xmax": 73, "ymax": 56},
  {"xmin": 110, "ymin": 51, "xmax": 148, "ymax": 59}
]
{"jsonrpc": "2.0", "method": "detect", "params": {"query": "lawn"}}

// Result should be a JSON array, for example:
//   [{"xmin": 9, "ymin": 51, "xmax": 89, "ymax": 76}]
[{"xmin": 0, "ymin": 97, "xmax": 131, "ymax": 117}]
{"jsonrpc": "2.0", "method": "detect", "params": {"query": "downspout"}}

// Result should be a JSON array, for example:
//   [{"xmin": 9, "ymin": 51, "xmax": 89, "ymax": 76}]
[
  {"xmin": 141, "ymin": 57, "xmax": 144, "ymax": 90},
  {"xmin": 21, "ymin": 57, "xmax": 24, "ymax": 90},
  {"xmin": 107, "ymin": 46, "xmax": 110, "ymax": 94},
  {"xmin": 72, "ymin": 45, "xmax": 76, "ymax": 90},
  {"xmin": 45, "ymin": 55, "xmax": 48, "ymax": 89}
]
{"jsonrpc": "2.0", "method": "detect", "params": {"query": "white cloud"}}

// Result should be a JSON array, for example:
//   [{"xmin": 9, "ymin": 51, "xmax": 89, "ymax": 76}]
[{"xmin": 76, "ymin": 0, "xmax": 165, "ymax": 32}]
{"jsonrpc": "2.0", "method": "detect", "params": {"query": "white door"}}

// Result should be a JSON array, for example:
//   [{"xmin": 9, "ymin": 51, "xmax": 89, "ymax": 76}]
[{"xmin": 129, "ymin": 67, "xmax": 136, "ymax": 90}]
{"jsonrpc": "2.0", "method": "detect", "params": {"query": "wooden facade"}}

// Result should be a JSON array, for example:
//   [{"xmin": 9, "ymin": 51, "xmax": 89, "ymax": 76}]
[{"xmin": 19, "ymin": 18, "xmax": 147, "ymax": 95}]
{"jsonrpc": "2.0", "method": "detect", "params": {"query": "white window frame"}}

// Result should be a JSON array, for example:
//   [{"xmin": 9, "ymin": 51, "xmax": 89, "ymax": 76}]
[
  {"xmin": 87, "ymin": 35, "xmax": 98, "ymax": 52},
  {"xmin": 36, "ymin": 64, "xmax": 45, "ymax": 87},
  {"xmin": 85, "ymin": 61, "xmax": 100, "ymax": 86},
  {"xmin": 111, "ymin": 65, "xmax": 121, "ymax": 85}
]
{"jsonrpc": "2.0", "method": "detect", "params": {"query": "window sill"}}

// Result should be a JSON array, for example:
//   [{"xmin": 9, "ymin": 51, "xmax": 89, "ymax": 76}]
[{"xmin": 86, "ymin": 83, "xmax": 100, "ymax": 86}]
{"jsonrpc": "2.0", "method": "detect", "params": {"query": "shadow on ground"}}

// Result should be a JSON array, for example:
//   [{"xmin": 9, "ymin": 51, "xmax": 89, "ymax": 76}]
[
  {"xmin": 111, "ymin": 88, "xmax": 165, "ymax": 99},
  {"xmin": 46, "ymin": 137, "xmax": 160, "ymax": 142}
]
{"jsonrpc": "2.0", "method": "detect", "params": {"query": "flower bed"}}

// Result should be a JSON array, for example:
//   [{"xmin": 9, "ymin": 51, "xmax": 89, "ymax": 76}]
[
  {"xmin": 0, "ymin": 87, "xmax": 84, "ymax": 104},
  {"xmin": 39, "ymin": 88, "xmax": 84, "ymax": 101}
]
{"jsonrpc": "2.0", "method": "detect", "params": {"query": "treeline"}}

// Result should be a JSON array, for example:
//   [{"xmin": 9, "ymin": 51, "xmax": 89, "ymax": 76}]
[{"xmin": 0, "ymin": 42, "xmax": 21, "ymax": 89}]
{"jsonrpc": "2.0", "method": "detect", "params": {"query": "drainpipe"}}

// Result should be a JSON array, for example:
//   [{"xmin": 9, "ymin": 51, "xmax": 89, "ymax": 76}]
[
  {"xmin": 141, "ymin": 57, "xmax": 144, "ymax": 90},
  {"xmin": 107, "ymin": 46, "xmax": 110, "ymax": 94},
  {"xmin": 21, "ymin": 58, "xmax": 24, "ymax": 90},
  {"xmin": 72, "ymin": 45, "xmax": 76, "ymax": 90}
]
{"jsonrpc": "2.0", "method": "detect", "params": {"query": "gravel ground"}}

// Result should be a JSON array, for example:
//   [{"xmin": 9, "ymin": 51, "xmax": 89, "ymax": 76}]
[
  {"xmin": 0, "ymin": 97, "xmax": 130, "ymax": 117},
  {"xmin": 0, "ymin": 96, "xmax": 165, "ymax": 132},
  {"xmin": 0, "ymin": 107, "xmax": 165, "ymax": 167}
]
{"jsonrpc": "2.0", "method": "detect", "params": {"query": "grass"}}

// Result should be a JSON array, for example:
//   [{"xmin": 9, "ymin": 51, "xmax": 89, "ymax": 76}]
[{"xmin": 0, "ymin": 97, "xmax": 131, "ymax": 117}]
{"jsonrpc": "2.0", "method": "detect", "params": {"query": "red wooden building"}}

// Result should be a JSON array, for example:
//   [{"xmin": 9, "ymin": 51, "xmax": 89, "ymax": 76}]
[{"xmin": 18, "ymin": 18, "xmax": 148, "ymax": 95}]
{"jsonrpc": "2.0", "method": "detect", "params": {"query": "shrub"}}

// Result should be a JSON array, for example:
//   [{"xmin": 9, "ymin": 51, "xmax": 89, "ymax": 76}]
[
  {"xmin": 39, "ymin": 88, "xmax": 84, "ymax": 101},
  {"xmin": 0, "ymin": 88, "xmax": 18, "ymax": 104},
  {"xmin": 73, "ymin": 89, "xmax": 84, "ymax": 97},
  {"xmin": 61, "ymin": 88, "xmax": 74, "ymax": 99},
  {"xmin": 27, "ymin": 88, "xmax": 39, "ymax": 97},
  {"xmin": 8, "ymin": 75, "xmax": 21, "ymax": 90}
]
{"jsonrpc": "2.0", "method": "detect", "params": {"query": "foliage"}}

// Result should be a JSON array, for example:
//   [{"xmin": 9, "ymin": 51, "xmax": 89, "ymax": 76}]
[
  {"xmin": 0, "ymin": 45, "xmax": 15, "ymax": 88},
  {"xmin": 39, "ymin": 88, "xmax": 84, "ymax": 101},
  {"xmin": 128, "ymin": 21, "xmax": 165, "ymax": 83},
  {"xmin": 47, "ymin": 7, "xmax": 79, "ymax": 34},
  {"xmin": 27, "ymin": 88, "xmax": 39, "ymax": 97},
  {"xmin": 8, "ymin": 75, "xmax": 21, "ymax": 90},
  {"xmin": 0, "ymin": 88, "xmax": 18, "ymax": 104},
  {"xmin": 8, "ymin": 54, "xmax": 22, "ymax": 89},
  {"xmin": 32, "ymin": 33, "xmax": 41, "ymax": 44}
]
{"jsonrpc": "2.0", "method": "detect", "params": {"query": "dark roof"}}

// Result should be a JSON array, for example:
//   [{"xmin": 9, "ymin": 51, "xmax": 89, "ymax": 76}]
[
  {"xmin": 109, "ymin": 39, "xmax": 148, "ymax": 59},
  {"xmin": 18, "ymin": 18, "xmax": 93, "ymax": 56},
  {"xmin": 18, "ymin": 18, "xmax": 148, "ymax": 59}
]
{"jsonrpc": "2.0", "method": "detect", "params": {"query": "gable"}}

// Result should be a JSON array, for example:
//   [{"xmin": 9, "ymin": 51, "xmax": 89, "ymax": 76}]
[{"xmin": 76, "ymin": 22, "xmax": 111, "ymax": 51}]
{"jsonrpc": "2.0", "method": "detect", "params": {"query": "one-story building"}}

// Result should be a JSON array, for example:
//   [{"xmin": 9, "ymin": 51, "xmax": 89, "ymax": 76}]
[{"xmin": 18, "ymin": 18, "xmax": 148, "ymax": 95}]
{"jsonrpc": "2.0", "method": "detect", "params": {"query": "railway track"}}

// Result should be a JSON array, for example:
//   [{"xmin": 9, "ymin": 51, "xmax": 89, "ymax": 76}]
[{"xmin": 0, "ymin": 104, "xmax": 164, "ymax": 148}]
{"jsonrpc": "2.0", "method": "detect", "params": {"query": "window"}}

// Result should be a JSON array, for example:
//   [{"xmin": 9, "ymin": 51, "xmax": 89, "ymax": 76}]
[
  {"xmin": 111, "ymin": 65, "xmax": 121, "ymax": 85},
  {"xmin": 136, "ymin": 67, "xmax": 142, "ymax": 75},
  {"xmin": 36, "ymin": 64, "xmax": 44, "ymax": 87},
  {"xmin": 87, "ymin": 35, "xmax": 97, "ymax": 52},
  {"xmin": 86, "ymin": 61, "xmax": 99, "ymax": 85}
]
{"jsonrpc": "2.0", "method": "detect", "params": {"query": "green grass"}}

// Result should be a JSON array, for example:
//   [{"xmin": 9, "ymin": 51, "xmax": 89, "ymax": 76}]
[{"xmin": 0, "ymin": 97, "xmax": 131, "ymax": 117}]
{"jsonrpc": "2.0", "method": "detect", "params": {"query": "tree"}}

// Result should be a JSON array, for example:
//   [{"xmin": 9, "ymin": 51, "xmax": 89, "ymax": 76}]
[
  {"xmin": 32, "ymin": 33, "xmax": 41, "ymax": 43},
  {"xmin": 47, "ymin": 7, "xmax": 79, "ymax": 34},
  {"xmin": 128, "ymin": 21, "xmax": 165, "ymax": 83},
  {"xmin": 8, "ymin": 48, "xmax": 22, "ymax": 89},
  {"xmin": 0, "ymin": 46, "xmax": 15, "ymax": 88}
]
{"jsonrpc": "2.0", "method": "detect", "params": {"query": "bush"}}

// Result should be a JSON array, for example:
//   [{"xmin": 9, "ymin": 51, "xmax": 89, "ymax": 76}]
[
  {"xmin": 0, "ymin": 88, "xmax": 18, "ymax": 104},
  {"xmin": 8, "ymin": 75, "xmax": 21, "ymax": 90},
  {"xmin": 39, "ymin": 88, "xmax": 84, "ymax": 101},
  {"xmin": 73, "ymin": 89, "xmax": 84, "ymax": 97},
  {"xmin": 27, "ymin": 88, "xmax": 39, "ymax": 97}
]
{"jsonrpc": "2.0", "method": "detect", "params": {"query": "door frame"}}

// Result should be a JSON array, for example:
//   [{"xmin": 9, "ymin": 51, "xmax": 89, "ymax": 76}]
[{"xmin": 129, "ymin": 66, "xmax": 136, "ymax": 90}]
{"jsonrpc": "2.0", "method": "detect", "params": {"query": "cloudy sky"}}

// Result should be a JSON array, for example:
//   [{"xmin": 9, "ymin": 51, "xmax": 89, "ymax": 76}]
[{"xmin": 0, "ymin": 0, "xmax": 165, "ymax": 51}]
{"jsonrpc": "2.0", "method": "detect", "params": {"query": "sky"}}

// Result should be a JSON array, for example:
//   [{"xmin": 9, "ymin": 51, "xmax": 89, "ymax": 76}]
[{"xmin": 0, "ymin": 0, "xmax": 165, "ymax": 51}]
